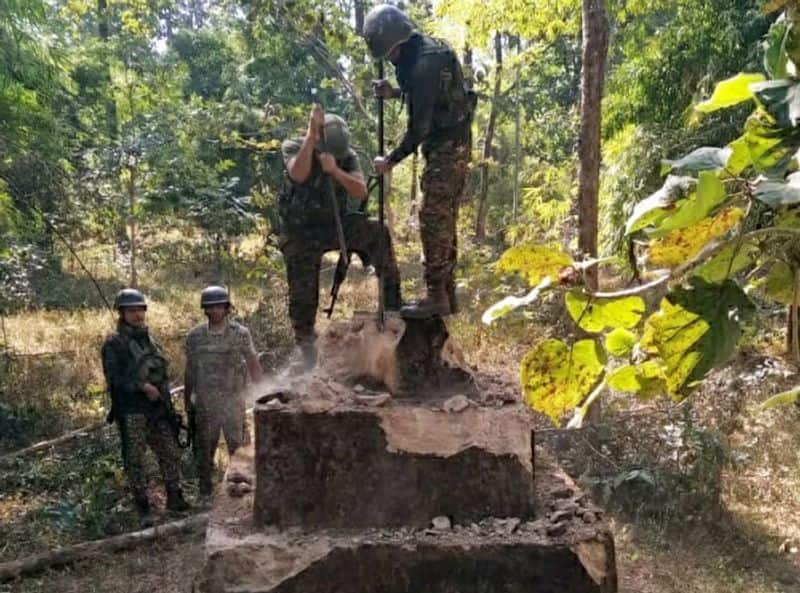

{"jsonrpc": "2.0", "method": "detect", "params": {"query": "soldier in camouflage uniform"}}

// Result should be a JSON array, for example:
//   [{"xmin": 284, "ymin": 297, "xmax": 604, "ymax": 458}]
[
  {"xmin": 101, "ymin": 289, "xmax": 189, "ymax": 524},
  {"xmin": 365, "ymin": 4, "xmax": 475, "ymax": 318},
  {"xmin": 279, "ymin": 105, "xmax": 402, "ymax": 369},
  {"xmin": 184, "ymin": 286, "xmax": 263, "ymax": 498}
]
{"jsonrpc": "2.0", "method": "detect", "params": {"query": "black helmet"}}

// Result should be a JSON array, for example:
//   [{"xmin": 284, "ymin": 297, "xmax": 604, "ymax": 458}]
[
  {"xmin": 319, "ymin": 114, "xmax": 351, "ymax": 159},
  {"xmin": 363, "ymin": 4, "xmax": 415, "ymax": 60},
  {"xmin": 114, "ymin": 288, "xmax": 147, "ymax": 310},
  {"xmin": 200, "ymin": 285, "xmax": 230, "ymax": 308}
]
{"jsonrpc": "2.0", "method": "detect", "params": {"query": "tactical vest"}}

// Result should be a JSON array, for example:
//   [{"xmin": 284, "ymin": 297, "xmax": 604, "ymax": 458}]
[
  {"xmin": 187, "ymin": 325, "xmax": 248, "ymax": 399},
  {"xmin": 127, "ymin": 336, "xmax": 169, "ymax": 389},
  {"xmin": 411, "ymin": 38, "xmax": 477, "ymax": 132},
  {"xmin": 277, "ymin": 154, "xmax": 346, "ymax": 233}
]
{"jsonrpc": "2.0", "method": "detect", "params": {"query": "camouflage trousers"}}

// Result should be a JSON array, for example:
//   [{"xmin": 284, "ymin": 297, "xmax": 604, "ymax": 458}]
[
  {"xmin": 117, "ymin": 413, "xmax": 182, "ymax": 500},
  {"xmin": 420, "ymin": 137, "xmax": 471, "ymax": 292},
  {"xmin": 280, "ymin": 213, "xmax": 401, "ymax": 345},
  {"xmin": 194, "ymin": 392, "xmax": 246, "ymax": 495}
]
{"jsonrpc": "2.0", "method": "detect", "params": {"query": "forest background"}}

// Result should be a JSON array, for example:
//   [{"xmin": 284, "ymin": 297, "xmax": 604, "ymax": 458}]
[{"xmin": 3, "ymin": 0, "xmax": 800, "ymax": 591}]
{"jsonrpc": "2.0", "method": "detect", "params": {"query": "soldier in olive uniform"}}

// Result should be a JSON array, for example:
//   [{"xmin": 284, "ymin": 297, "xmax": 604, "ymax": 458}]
[
  {"xmin": 278, "ymin": 106, "xmax": 402, "ymax": 369},
  {"xmin": 101, "ymin": 289, "xmax": 189, "ymax": 523},
  {"xmin": 184, "ymin": 286, "xmax": 263, "ymax": 498},
  {"xmin": 365, "ymin": 4, "xmax": 475, "ymax": 318}
]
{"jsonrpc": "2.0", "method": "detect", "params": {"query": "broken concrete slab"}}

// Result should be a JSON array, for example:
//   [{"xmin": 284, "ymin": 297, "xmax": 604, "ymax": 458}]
[
  {"xmin": 253, "ymin": 398, "xmax": 536, "ymax": 528},
  {"xmin": 194, "ymin": 445, "xmax": 617, "ymax": 593},
  {"xmin": 316, "ymin": 315, "xmax": 477, "ymax": 398}
]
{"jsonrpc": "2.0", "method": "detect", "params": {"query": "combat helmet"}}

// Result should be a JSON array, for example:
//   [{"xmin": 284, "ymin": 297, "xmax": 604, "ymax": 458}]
[
  {"xmin": 114, "ymin": 288, "xmax": 147, "ymax": 310},
  {"xmin": 200, "ymin": 285, "xmax": 231, "ymax": 308},
  {"xmin": 319, "ymin": 114, "xmax": 351, "ymax": 159},
  {"xmin": 363, "ymin": 4, "xmax": 415, "ymax": 60}
]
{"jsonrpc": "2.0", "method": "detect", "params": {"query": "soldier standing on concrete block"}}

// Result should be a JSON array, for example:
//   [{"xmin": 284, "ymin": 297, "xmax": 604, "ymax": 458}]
[
  {"xmin": 101, "ymin": 288, "xmax": 190, "ymax": 525},
  {"xmin": 278, "ymin": 105, "xmax": 402, "ymax": 371},
  {"xmin": 365, "ymin": 4, "xmax": 476, "ymax": 319},
  {"xmin": 184, "ymin": 286, "xmax": 263, "ymax": 501}
]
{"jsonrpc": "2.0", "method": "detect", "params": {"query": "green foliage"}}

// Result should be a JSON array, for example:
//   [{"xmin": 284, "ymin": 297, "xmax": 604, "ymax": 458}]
[
  {"xmin": 606, "ymin": 361, "xmax": 667, "ymax": 400},
  {"xmin": 520, "ymin": 338, "xmax": 606, "ymax": 425},
  {"xmin": 604, "ymin": 328, "xmax": 638, "ymax": 358},
  {"xmin": 564, "ymin": 292, "xmax": 645, "ymax": 333},
  {"xmin": 694, "ymin": 73, "xmax": 766, "ymax": 113},
  {"xmin": 495, "ymin": 244, "xmax": 573, "ymax": 287},
  {"xmin": 641, "ymin": 280, "xmax": 755, "ymax": 398}
]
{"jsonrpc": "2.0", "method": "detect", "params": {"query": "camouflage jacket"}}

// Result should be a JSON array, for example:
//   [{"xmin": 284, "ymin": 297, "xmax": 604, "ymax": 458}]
[
  {"xmin": 388, "ymin": 33, "xmax": 475, "ymax": 165},
  {"xmin": 101, "ymin": 322, "xmax": 166, "ymax": 417},
  {"xmin": 184, "ymin": 319, "xmax": 257, "ymax": 400}
]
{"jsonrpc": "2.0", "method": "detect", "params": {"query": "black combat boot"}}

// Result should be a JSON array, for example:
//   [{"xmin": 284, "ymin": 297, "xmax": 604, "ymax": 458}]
[
  {"xmin": 198, "ymin": 475, "xmax": 214, "ymax": 499},
  {"xmin": 166, "ymin": 487, "xmax": 190, "ymax": 512},
  {"xmin": 134, "ymin": 492, "xmax": 154, "ymax": 527},
  {"xmin": 384, "ymin": 282, "xmax": 402, "ymax": 311}
]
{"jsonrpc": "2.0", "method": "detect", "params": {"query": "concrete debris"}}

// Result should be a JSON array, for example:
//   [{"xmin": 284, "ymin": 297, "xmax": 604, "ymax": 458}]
[
  {"xmin": 226, "ymin": 482, "xmax": 253, "ymax": 497},
  {"xmin": 431, "ymin": 516, "xmax": 452, "ymax": 531},
  {"xmin": 443, "ymin": 394, "xmax": 470, "ymax": 413},
  {"xmin": 355, "ymin": 393, "xmax": 392, "ymax": 407},
  {"xmin": 226, "ymin": 471, "xmax": 253, "ymax": 485}
]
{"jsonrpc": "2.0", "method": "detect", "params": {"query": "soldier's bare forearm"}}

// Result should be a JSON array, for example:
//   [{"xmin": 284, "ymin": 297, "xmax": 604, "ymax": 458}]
[
  {"xmin": 286, "ymin": 133, "xmax": 317, "ymax": 183},
  {"xmin": 247, "ymin": 353, "xmax": 264, "ymax": 384},
  {"xmin": 331, "ymin": 169, "xmax": 367, "ymax": 199}
]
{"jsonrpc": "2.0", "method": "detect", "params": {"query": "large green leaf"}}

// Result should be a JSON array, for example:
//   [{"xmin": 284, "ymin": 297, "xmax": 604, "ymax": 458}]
[
  {"xmin": 763, "ymin": 261, "xmax": 797, "ymax": 305},
  {"xmin": 607, "ymin": 361, "xmax": 667, "ymax": 400},
  {"xmin": 752, "ymin": 80, "xmax": 800, "ymax": 129},
  {"xmin": 694, "ymin": 73, "xmax": 766, "ymax": 113},
  {"xmin": 520, "ymin": 339, "xmax": 606, "ymax": 425},
  {"xmin": 565, "ymin": 292, "xmax": 645, "ymax": 333},
  {"xmin": 754, "ymin": 172, "xmax": 800, "ymax": 208},
  {"xmin": 646, "ymin": 206, "xmax": 744, "ymax": 268},
  {"xmin": 741, "ymin": 110, "xmax": 800, "ymax": 176},
  {"xmin": 625, "ymin": 175, "xmax": 695, "ymax": 236},
  {"xmin": 495, "ymin": 244, "xmax": 573, "ymax": 287},
  {"xmin": 726, "ymin": 135, "xmax": 752, "ymax": 175},
  {"xmin": 640, "ymin": 279, "xmax": 755, "ymax": 398},
  {"xmin": 692, "ymin": 242, "xmax": 758, "ymax": 283},
  {"xmin": 604, "ymin": 328, "xmax": 638, "ymax": 358},
  {"xmin": 661, "ymin": 147, "xmax": 732, "ymax": 175},
  {"xmin": 642, "ymin": 172, "xmax": 727, "ymax": 240},
  {"xmin": 763, "ymin": 19, "xmax": 790, "ymax": 79}
]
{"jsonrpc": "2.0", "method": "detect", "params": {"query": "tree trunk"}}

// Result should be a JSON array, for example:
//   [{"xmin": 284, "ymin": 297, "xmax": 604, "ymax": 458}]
[
  {"xmin": 463, "ymin": 45, "xmax": 474, "ymax": 88},
  {"xmin": 512, "ymin": 37, "xmax": 522, "ymax": 223},
  {"xmin": 127, "ymin": 164, "xmax": 138, "ymax": 288},
  {"xmin": 579, "ymin": 0, "xmax": 608, "ymax": 425},
  {"xmin": 788, "ymin": 268, "xmax": 800, "ymax": 362},
  {"xmin": 577, "ymin": 0, "xmax": 608, "ymax": 291},
  {"xmin": 97, "ymin": 0, "xmax": 117, "ymax": 140},
  {"xmin": 354, "ymin": 0, "xmax": 365, "ymax": 35},
  {"xmin": 475, "ymin": 32, "xmax": 503, "ymax": 241},
  {"xmin": 0, "ymin": 514, "xmax": 208, "ymax": 582}
]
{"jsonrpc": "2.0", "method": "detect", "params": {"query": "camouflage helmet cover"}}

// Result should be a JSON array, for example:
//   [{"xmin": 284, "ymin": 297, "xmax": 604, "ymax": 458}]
[
  {"xmin": 318, "ymin": 114, "xmax": 351, "ymax": 159},
  {"xmin": 362, "ymin": 4, "xmax": 415, "ymax": 60},
  {"xmin": 114, "ymin": 288, "xmax": 147, "ymax": 310},
  {"xmin": 200, "ymin": 285, "xmax": 231, "ymax": 308}
]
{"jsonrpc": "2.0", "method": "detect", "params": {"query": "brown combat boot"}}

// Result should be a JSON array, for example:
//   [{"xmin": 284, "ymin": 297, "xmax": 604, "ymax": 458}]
[
  {"xmin": 288, "ymin": 340, "xmax": 317, "ymax": 375},
  {"xmin": 400, "ymin": 285, "xmax": 451, "ymax": 319}
]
